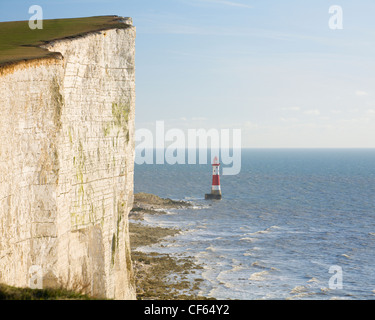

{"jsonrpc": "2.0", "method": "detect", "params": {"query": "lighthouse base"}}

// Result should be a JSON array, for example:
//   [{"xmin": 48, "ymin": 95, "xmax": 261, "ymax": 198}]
[{"xmin": 205, "ymin": 194, "xmax": 222, "ymax": 200}]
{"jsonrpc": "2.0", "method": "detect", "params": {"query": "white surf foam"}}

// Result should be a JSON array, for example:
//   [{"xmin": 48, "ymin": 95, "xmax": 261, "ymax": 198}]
[{"xmin": 248, "ymin": 271, "xmax": 270, "ymax": 281}]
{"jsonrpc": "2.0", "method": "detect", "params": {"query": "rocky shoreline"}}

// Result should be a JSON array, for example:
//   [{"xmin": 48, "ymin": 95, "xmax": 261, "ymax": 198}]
[
  {"xmin": 129, "ymin": 192, "xmax": 192, "ymax": 220},
  {"xmin": 129, "ymin": 193, "xmax": 212, "ymax": 300}
]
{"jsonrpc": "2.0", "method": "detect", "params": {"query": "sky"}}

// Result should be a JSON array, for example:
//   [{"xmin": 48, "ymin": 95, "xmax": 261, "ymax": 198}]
[{"xmin": 1, "ymin": 0, "xmax": 375, "ymax": 148}]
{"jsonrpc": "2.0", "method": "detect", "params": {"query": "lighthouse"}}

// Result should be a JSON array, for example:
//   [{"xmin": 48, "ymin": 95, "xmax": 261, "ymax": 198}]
[{"xmin": 205, "ymin": 156, "xmax": 222, "ymax": 200}]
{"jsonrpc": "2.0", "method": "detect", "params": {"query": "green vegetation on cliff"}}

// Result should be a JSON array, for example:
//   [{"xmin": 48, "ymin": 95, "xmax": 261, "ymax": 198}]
[
  {"xmin": 0, "ymin": 15, "xmax": 131, "ymax": 66},
  {"xmin": 0, "ymin": 284, "xmax": 95, "ymax": 300}
]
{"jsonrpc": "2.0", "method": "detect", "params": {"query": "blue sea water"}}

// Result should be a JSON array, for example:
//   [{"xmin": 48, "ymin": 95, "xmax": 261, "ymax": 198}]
[{"xmin": 133, "ymin": 149, "xmax": 375, "ymax": 300}]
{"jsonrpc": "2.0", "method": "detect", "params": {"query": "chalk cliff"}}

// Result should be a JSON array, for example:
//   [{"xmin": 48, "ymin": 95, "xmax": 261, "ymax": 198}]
[{"xmin": 0, "ymin": 17, "xmax": 136, "ymax": 299}]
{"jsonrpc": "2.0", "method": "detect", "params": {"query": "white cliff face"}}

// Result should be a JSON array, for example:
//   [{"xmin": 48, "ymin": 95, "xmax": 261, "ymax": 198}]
[{"xmin": 0, "ymin": 23, "xmax": 136, "ymax": 299}]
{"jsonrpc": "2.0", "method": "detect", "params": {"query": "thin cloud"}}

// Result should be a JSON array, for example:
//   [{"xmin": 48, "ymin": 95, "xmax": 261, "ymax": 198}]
[
  {"xmin": 355, "ymin": 90, "xmax": 368, "ymax": 96},
  {"xmin": 304, "ymin": 109, "xmax": 321, "ymax": 116},
  {"xmin": 331, "ymin": 110, "xmax": 342, "ymax": 115},
  {"xmin": 186, "ymin": 0, "xmax": 252, "ymax": 9},
  {"xmin": 280, "ymin": 117, "xmax": 299, "ymax": 122},
  {"xmin": 205, "ymin": 0, "xmax": 253, "ymax": 8},
  {"xmin": 281, "ymin": 106, "xmax": 300, "ymax": 111},
  {"xmin": 140, "ymin": 21, "xmax": 336, "ymax": 44}
]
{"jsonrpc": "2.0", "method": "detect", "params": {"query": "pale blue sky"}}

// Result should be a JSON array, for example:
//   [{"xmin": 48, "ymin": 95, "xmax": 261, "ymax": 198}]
[{"xmin": 2, "ymin": 0, "xmax": 375, "ymax": 147}]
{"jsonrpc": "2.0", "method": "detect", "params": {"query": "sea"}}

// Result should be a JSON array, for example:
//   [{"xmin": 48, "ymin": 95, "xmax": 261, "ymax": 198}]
[{"xmin": 133, "ymin": 149, "xmax": 375, "ymax": 300}]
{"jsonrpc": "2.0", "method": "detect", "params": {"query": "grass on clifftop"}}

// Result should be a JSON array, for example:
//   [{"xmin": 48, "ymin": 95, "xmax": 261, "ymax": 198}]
[{"xmin": 0, "ymin": 15, "xmax": 130, "ymax": 66}]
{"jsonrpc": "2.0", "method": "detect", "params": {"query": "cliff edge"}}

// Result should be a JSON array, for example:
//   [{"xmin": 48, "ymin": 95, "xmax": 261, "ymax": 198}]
[{"xmin": 0, "ymin": 16, "xmax": 136, "ymax": 299}]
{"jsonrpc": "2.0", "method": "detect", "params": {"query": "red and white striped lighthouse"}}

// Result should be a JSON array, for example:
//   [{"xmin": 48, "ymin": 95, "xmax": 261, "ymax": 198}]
[{"xmin": 205, "ymin": 156, "xmax": 222, "ymax": 200}]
